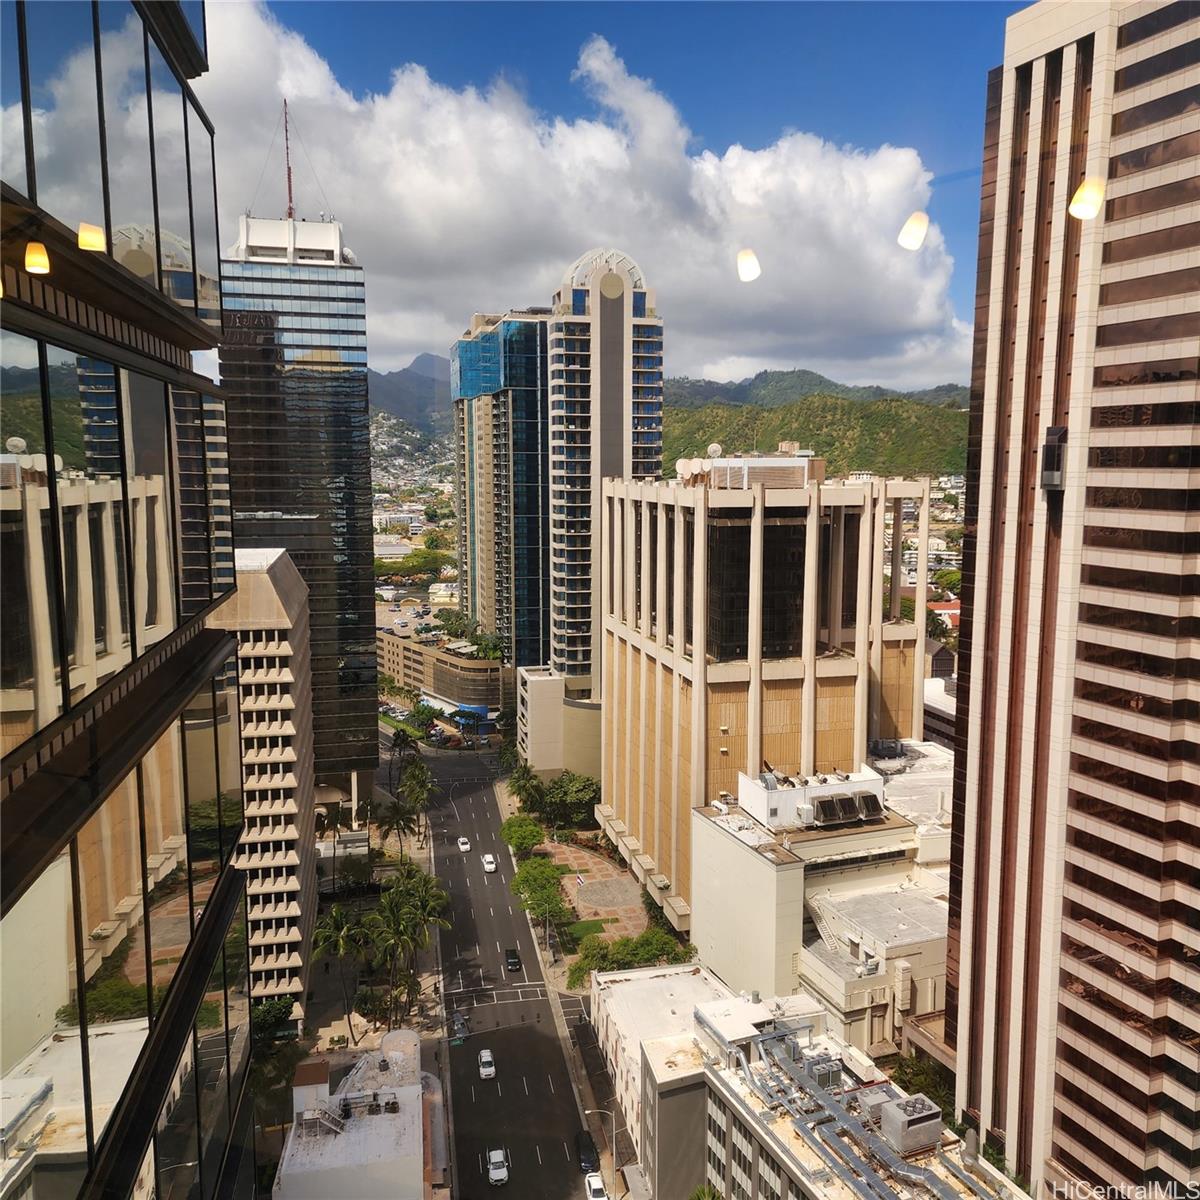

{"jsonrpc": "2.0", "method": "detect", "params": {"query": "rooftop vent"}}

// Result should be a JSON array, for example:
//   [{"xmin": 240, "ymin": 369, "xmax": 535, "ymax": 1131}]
[{"xmin": 880, "ymin": 1093, "xmax": 943, "ymax": 1154}]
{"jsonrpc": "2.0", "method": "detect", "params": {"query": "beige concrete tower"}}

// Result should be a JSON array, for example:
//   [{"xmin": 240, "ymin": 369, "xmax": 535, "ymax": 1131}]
[
  {"xmin": 946, "ymin": 0, "xmax": 1199, "ymax": 1190},
  {"xmin": 598, "ymin": 452, "xmax": 930, "ymax": 931},
  {"xmin": 548, "ymin": 249, "xmax": 663, "ymax": 698},
  {"xmin": 212, "ymin": 549, "xmax": 318, "ymax": 1026}
]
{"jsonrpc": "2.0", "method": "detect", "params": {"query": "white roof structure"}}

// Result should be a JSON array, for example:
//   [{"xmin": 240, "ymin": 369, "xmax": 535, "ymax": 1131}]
[
  {"xmin": 273, "ymin": 1031, "xmax": 424, "ymax": 1200},
  {"xmin": 561, "ymin": 247, "xmax": 646, "ymax": 289}
]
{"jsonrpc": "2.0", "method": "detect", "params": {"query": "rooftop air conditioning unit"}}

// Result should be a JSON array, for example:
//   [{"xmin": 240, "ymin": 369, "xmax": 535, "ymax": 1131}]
[
  {"xmin": 712, "ymin": 799, "xmax": 729, "ymax": 816},
  {"xmin": 759, "ymin": 773, "xmax": 778, "ymax": 790},
  {"xmin": 880, "ymin": 1094, "xmax": 943, "ymax": 1154}
]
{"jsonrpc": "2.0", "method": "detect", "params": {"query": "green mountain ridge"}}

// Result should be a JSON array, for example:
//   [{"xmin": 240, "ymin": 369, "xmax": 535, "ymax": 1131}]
[
  {"xmin": 665, "ymin": 369, "xmax": 968, "ymax": 410},
  {"xmin": 663, "ymin": 394, "xmax": 967, "ymax": 479}
]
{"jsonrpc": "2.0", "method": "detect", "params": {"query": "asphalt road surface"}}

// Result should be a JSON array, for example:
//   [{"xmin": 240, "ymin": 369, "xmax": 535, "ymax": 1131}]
[{"xmin": 378, "ymin": 736, "xmax": 589, "ymax": 1199}]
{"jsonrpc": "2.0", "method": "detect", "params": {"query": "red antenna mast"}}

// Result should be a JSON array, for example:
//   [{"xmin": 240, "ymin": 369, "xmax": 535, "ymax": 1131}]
[{"xmin": 283, "ymin": 98, "xmax": 295, "ymax": 219}]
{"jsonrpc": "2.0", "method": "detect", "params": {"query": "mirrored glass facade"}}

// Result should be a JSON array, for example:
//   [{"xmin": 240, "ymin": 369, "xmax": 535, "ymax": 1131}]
[
  {"xmin": 220, "ymin": 241, "xmax": 377, "ymax": 783},
  {"xmin": 452, "ymin": 313, "xmax": 551, "ymax": 668},
  {"xmin": 2, "ymin": 4, "xmax": 250, "ymax": 1196}
]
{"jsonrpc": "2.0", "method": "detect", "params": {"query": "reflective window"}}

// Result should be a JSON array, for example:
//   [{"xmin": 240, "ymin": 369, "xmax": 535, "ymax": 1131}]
[
  {"xmin": 123, "ymin": 370, "xmax": 178, "ymax": 648},
  {"xmin": 1111, "ymin": 85, "xmax": 1200, "ymax": 135},
  {"xmin": 0, "ymin": 850, "xmax": 89, "ymax": 1197},
  {"xmin": 0, "ymin": 331, "xmax": 65, "ymax": 750},
  {"xmin": 148, "ymin": 39, "xmax": 194, "ymax": 311},
  {"xmin": 196, "ymin": 951, "xmax": 230, "ymax": 1197},
  {"xmin": 184, "ymin": 683, "xmax": 221, "ymax": 924},
  {"xmin": 100, "ymin": 2, "xmax": 157, "ymax": 283},
  {"xmin": 155, "ymin": 1038, "xmax": 201, "ymax": 1200},
  {"xmin": 187, "ymin": 97, "xmax": 220, "ymax": 328},
  {"xmin": 1108, "ymin": 130, "xmax": 1200, "ymax": 178},
  {"xmin": 75, "ymin": 770, "xmax": 152, "ymax": 1147},
  {"xmin": 1103, "ymin": 220, "xmax": 1200, "ymax": 264},
  {"xmin": 1106, "ymin": 175, "xmax": 1200, "ymax": 221},
  {"xmin": 1095, "ymin": 311, "xmax": 1200, "ymax": 348},
  {"xmin": 45, "ymin": 344, "xmax": 134, "ymax": 702},
  {"xmin": 224, "ymin": 895, "xmax": 250, "ymax": 1100},
  {"xmin": 172, "ymin": 387, "xmax": 212, "ymax": 617},
  {"xmin": 203, "ymin": 395, "xmax": 234, "ymax": 597},
  {"xmin": 214, "ymin": 660, "xmax": 244, "ymax": 859},
  {"xmin": 1, "ymin": 0, "xmax": 27, "ymax": 196},
  {"xmin": 1099, "ymin": 266, "xmax": 1200, "ymax": 306},
  {"xmin": 140, "ymin": 718, "xmax": 190, "ymax": 1016},
  {"xmin": 23, "ymin": 0, "xmax": 106, "ymax": 233}
]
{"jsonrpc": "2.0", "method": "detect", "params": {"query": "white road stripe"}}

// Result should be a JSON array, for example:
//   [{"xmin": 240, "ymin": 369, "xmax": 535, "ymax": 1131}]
[
  {"xmin": 523, "ymin": 1076, "xmax": 529, "ymax": 1096},
  {"xmin": 497, "ymin": 1081, "xmax": 503, "ymax": 1098},
  {"xmin": 535, "ymin": 1144, "xmax": 542, "ymax": 1165},
  {"xmin": 563, "ymin": 1141, "xmax": 570, "ymax": 1161},
  {"xmin": 548, "ymin": 1075, "xmax": 555, "ymax": 1094},
  {"xmin": 471, "ymin": 1085, "xmax": 476, "ymax": 1103}
]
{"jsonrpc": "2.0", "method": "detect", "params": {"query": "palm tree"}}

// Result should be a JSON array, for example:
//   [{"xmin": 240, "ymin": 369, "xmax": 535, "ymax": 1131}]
[
  {"xmin": 689, "ymin": 1187, "xmax": 722, "ymax": 1200},
  {"xmin": 388, "ymin": 726, "xmax": 418, "ymax": 794},
  {"xmin": 507, "ymin": 757, "xmax": 545, "ymax": 814},
  {"xmin": 399, "ymin": 758, "xmax": 437, "ymax": 843},
  {"xmin": 375, "ymin": 797, "xmax": 421, "ymax": 863},
  {"xmin": 312, "ymin": 904, "xmax": 370, "ymax": 1044},
  {"xmin": 365, "ymin": 886, "xmax": 417, "ymax": 1030},
  {"xmin": 318, "ymin": 801, "xmax": 353, "ymax": 896},
  {"xmin": 395, "ymin": 872, "xmax": 450, "ymax": 1024}
]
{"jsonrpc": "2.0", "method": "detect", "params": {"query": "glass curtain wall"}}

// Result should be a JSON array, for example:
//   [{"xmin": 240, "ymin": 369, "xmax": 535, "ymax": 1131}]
[{"xmin": 3, "ymin": 0, "xmax": 220, "ymax": 316}]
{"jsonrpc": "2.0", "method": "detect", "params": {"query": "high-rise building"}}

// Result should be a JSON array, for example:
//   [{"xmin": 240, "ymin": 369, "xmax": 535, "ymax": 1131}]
[
  {"xmin": 211, "ymin": 549, "xmax": 318, "ymax": 1030},
  {"xmin": 1, "ymin": 3, "xmax": 255, "ymax": 1195},
  {"xmin": 220, "ymin": 214, "xmax": 378, "ymax": 807},
  {"xmin": 547, "ymin": 248, "xmax": 664, "ymax": 697},
  {"xmin": 947, "ymin": 1, "xmax": 1199, "ymax": 1190},
  {"xmin": 452, "ymin": 309, "xmax": 551, "ymax": 668},
  {"xmin": 598, "ymin": 451, "xmax": 930, "ymax": 932}
]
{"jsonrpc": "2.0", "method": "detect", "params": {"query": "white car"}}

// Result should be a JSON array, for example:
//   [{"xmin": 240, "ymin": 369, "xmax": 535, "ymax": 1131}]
[
  {"xmin": 487, "ymin": 1147, "xmax": 509, "ymax": 1185},
  {"xmin": 584, "ymin": 1173, "xmax": 608, "ymax": 1200},
  {"xmin": 457, "ymin": 836, "xmax": 471, "ymax": 853},
  {"xmin": 481, "ymin": 853, "xmax": 497, "ymax": 873},
  {"xmin": 478, "ymin": 1048, "xmax": 496, "ymax": 1079}
]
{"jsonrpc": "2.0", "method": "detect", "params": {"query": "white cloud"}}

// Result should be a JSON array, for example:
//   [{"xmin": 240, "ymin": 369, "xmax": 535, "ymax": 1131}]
[{"xmin": 24, "ymin": 0, "xmax": 966, "ymax": 389}]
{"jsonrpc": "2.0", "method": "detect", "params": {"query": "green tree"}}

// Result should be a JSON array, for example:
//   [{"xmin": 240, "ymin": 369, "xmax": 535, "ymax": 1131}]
[
  {"xmin": 932, "ymin": 568, "xmax": 961, "ymax": 597},
  {"xmin": 378, "ymin": 671, "xmax": 399, "ymax": 698},
  {"xmin": 312, "ymin": 904, "xmax": 371, "ymax": 1044},
  {"xmin": 940, "ymin": 492, "xmax": 959, "ymax": 509},
  {"xmin": 434, "ymin": 609, "xmax": 476, "ymax": 639},
  {"xmin": 424, "ymin": 528, "xmax": 453, "ymax": 551},
  {"xmin": 566, "ymin": 927, "xmax": 693, "ymax": 989},
  {"xmin": 542, "ymin": 771, "xmax": 601, "ymax": 830},
  {"xmin": 314, "ymin": 801, "xmax": 353, "ymax": 896},
  {"xmin": 408, "ymin": 701, "xmax": 441, "ymax": 731},
  {"xmin": 375, "ymin": 796, "xmax": 421, "ymax": 860},
  {"xmin": 248, "ymin": 998, "xmax": 309, "ymax": 1158},
  {"xmin": 690, "ymin": 1187, "xmax": 723, "ymax": 1200},
  {"xmin": 500, "ymin": 813, "xmax": 544, "ymax": 860},
  {"xmin": 507, "ymin": 758, "xmax": 545, "ymax": 812},
  {"xmin": 892, "ymin": 1053, "xmax": 956, "ymax": 1122},
  {"xmin": 511, "ymin": 855, "xmax": 570, "ymax": 945}
]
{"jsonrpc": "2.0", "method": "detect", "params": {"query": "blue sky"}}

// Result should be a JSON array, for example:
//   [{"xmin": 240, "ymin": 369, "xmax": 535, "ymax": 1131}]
[{"xmin": 269, "ymin": 1, "xmax": 1022, "ymax": 321}]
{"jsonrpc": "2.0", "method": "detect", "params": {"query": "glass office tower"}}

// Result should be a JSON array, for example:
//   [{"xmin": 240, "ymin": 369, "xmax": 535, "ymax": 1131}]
[
  {"xmin": 0, "ymin": 2, "xmax": 254, "ymax": 1196},
  {"xmin": 452, "ymin": 310, "xmax": 551, "ymax": 668},
  {"xmin": 219, "ymin": 215, "xmax": 377, "ymax": 799}
]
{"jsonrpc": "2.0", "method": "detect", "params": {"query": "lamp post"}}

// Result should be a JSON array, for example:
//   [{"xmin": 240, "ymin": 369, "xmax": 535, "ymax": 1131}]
[{"xmin": 585, "ymin": 1107, "xmax": 619, "ymax": 1198}]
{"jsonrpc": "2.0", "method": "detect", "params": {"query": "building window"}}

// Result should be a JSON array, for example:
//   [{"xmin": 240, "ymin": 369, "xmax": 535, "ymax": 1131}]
[
  {"xmin": 572, "ymin": 288, "xmax": 588, "ymax": 316},
  {"xmin": 633, "ymin": 291, "xmax": 647, "ymax": 318}
]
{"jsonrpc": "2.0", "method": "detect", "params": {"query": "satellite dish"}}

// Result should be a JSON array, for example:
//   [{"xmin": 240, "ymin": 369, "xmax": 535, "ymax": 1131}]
[
  {"xmin": 674, "ymin": 458, "xmax": 688, "ymax": 478},
  {"xmin": 700, "ymin": 459, "xmax": 713, "ymax": 472},
  {"xmin": 5, "ymin": 436, "xmax": 26, "ymax": 454},
  {"xmin": 707, "ymin": 443, "xmax": 723, "ymax": 458}
]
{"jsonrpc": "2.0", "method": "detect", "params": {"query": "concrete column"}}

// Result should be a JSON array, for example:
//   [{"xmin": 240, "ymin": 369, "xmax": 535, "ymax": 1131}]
[
  {"xmin": 889, "ymin": 497, "xmax": 904, "ymax": 620},
  {"xmin": 100, "ymin": 500, "xmax": 124, "ymax": 656},
  {"xmin": 624, "ymin": 486, "xmax": 637, "ymax": 627},
  {"xmin": 24, "ymin": 482, "xmax": 60, "ymax": 725},
  {"xmin": 612, "ymin": 493, "xmax": 624, "ymax": 627},
  {"xmin": 828, "ymin": 506, "xmax": 844, "ymax": 651},
  {"xmin": 671, "ymin": 500, "xmax": 686, "ymax": 654},
  {"xmin": 70, "ymin": 491, "xmax": 98, "ymax": 692},
  {"xmin": 153, "ymin": 489, "xmax": 173, "ymax": 632},
  {"xmin": 691, "ymin": 489, "xmax": 707, "ymax": 806},
  {"xmin": 747, "ymin": 487, "xmax": 765, "ymax": 776},
  {"xmin": 869, "ymin": 482, "xmax": 887, "ymax": 737},
  {"xmin": 800, "ymin": 483, "xmax": 820, "ymax": 776},
  {"xmin": 911, "ymin": 480, "xmax": 930, "ymax": 741},
  {"xmin": 655, "ymin": 501, "xmax": 668, "ymax": 649},
  {"xmin": 853, "ymin": 498, "xmax": 873, "ymax": 766},
  {"xmin": 640, "ymin": 496, "xmax": 653, "ymax": 638}
]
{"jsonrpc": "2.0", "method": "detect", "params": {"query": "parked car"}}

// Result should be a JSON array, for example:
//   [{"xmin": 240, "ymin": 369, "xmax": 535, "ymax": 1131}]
[
  {"xmin": 478, "ymin": 1048, "xmax": 496, "ymax": 1079},
  {"xmin": 481, "ymin": 853, "xmax": 497, "ymax": 873},
  {"xmin": 575, "ymin": 1130, "xmax": 599, "ymax": 1174},
  {"xmin": 486, "ymin": 1148, "xmax": 509, "ymax": 1186},
  {"xmin": 584, "ymin": 1173, "xmax": 608, "ymax": 1200},
  {"xmin": 449, "ymin": 1012, "xmax": 470, "ymax": 1041},
  {"xmin": 504, "ymin": 948, "xmax": 521, "ymax": 973},
  {"xmin": 457, "ymin": 836, "xmax": 472, "ymax": 852}
]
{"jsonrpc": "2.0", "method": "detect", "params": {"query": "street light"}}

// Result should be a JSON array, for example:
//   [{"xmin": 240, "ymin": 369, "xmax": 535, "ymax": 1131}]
[{"xmin": 585, "ymin": 1108, "xmax": 619, "ymax": 1199}]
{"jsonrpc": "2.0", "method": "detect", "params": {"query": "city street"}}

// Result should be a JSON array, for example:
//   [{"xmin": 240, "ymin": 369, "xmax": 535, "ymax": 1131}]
[{"xmin": 378, "ymin": 736, "xmax": 588, "ymax": 1199}]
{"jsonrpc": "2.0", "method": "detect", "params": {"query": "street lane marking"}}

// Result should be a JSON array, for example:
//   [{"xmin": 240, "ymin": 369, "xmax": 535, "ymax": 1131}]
[
  {"xmin": 496, "ymin": 941, "xmax": 500, "ymax": 953},
  {"xmin": 471, "ymin": 1085, "xmax": 476, "ymax": 1103},
  {"xmin": 497, "ymin": 1081, "xmax": 502, "ymax": 1098},
  {"xmin": 523, "ymin": 1076, "xmax": 529, "ymax": 1096},
  {"xmin": 548, "ymin": 1075, "xmax": 555, "ymax": 1094},
  {"xmin": 489, "ymin": 907, "xmax": 494, "ymax": 917},
  {"xmin": 563, "ymin": 1142, "xmax": 570, "ymax": 1161},
  {"xmin": 536, "ymin": 1144, "xmax": 542, "ymax": 1165}
]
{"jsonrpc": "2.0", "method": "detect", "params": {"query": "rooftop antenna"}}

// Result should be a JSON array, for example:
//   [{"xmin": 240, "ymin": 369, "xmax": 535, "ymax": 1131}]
[{"xmin": 283, "ymin": 99, "xmax": 295, "ymax": 219}]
